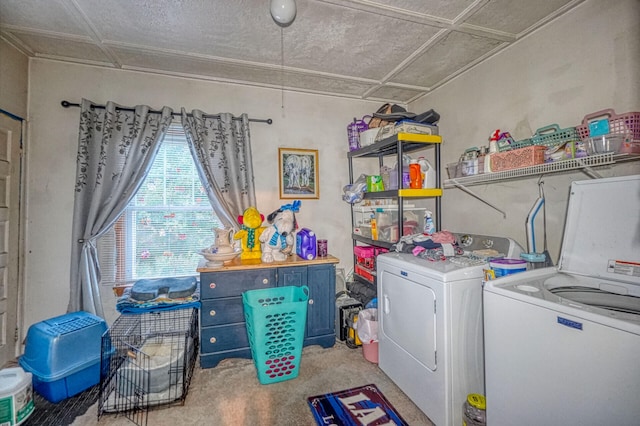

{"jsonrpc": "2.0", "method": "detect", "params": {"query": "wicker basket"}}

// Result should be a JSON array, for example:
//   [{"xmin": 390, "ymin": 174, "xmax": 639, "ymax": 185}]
[{"xmin": 491, "ymin": 145, "xmax": 546, "ymax": 172}]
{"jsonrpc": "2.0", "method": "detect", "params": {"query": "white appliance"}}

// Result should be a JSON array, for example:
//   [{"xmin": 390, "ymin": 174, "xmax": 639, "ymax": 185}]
[
  {"xmin": 484, "ymin": 175, "xmax": 640, "ymax": 426},
  {"xmin": 377, "ymin": 234, "xmax": 523, "ymax": 426}
]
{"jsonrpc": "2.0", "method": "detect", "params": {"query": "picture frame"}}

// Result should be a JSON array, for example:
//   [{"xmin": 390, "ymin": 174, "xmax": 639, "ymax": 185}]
[{"xmin": 278, "ymin": 147, "xmax": 319, "ymax": 199}]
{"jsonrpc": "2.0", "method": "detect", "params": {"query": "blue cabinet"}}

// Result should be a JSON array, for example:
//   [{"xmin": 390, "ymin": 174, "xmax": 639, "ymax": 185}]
[{"xmin": 199, "ymin": 258, "xmax": 337, "ymax": 369}]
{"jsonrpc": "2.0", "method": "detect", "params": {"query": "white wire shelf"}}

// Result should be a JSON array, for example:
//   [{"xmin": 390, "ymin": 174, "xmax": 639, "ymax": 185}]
[{"xmin": 444, "ymin": 153, "xmax": 639, "ymax": 188}]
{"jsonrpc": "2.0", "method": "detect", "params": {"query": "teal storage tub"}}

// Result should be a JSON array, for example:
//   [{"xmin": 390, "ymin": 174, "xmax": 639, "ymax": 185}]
[
  {"xmin": 243, "ymin": 286, "xmax": 309, "ymax": 385},
  {"xmin": 19, "ymin": 311, "xmax": 107, "ymax": 403}
]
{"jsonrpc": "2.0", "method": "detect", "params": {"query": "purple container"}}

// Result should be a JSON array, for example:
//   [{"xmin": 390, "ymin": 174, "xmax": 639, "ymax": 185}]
[
  {"xmin": 296, "ymin": 228, "xmax": 317, "ymax": 260},
  {"xmin": 317, "ymin": 239, "xmax": 328, "ymax": 257},
  {"xmin": 489, "ymin": 258, "xmax": 527, "ymax": 277},
  {"xmin": 347, "ymin": 117, "xmax": 368, "ymax": 151}
]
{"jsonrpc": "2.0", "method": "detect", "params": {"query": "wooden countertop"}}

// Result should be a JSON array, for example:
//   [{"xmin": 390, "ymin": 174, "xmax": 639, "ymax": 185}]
[{"xmin": 197, "ymin": 254, "xmax": 340, "ymax": 272}]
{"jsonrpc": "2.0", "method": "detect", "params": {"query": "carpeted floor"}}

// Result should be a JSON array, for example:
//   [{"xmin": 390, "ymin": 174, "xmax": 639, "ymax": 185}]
[{"xmin": 69, "ymin": 342, "xmax": 435, "ymax": 426}]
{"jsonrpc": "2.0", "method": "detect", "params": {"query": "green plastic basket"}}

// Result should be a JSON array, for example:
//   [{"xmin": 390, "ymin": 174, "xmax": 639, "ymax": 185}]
[
  {"xmin": 509, "ymin": 138, "xmax": 534, "ymax": 150},
  {"xmin": 531, "ymin": 124, "xmax": 579, "ymax": 147},
  {"xmin": 242, "ymin": 285, "xmax": 309, "ymax": 385}
]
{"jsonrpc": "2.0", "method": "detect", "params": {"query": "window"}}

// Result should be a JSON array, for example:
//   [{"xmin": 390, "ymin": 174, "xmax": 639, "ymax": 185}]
[{"xmin": 99, "ymin": 124, "xmax": 222, "ymax": 285}]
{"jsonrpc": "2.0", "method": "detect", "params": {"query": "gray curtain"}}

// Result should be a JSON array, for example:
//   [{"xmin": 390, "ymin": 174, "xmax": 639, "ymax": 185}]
[
  {"xmin": 181, "ymin": 109, "xmax": 256, "ymax": 228},
  {"xmin": 69, "ymin": 99, "xmax": 173, "ymax": 316}
]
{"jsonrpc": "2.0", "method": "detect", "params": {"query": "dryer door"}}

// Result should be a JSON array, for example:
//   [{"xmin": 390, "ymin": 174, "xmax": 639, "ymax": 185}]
[{"xmin": 379, "ymin": 269, "xmax": 437, "ymax": 371}]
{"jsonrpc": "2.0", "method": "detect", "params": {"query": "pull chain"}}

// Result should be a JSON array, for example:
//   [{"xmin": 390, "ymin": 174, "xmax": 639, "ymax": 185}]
[{"xmin": 280, "ymin": 26, "xmax": 285, "ymax": 115}]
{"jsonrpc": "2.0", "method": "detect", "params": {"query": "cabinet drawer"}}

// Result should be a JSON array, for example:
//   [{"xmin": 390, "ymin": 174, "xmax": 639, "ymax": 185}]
[
  {"xmin": 201, "ymin": 269, "xmax": 275, "ymax": 299},
  {"xmin": 201, "ymin": 323, "xmax": 249, "ymax": 353},
  {"xmin": 200, "ymin": 297, "xmax": 245, "ymax": 327}
]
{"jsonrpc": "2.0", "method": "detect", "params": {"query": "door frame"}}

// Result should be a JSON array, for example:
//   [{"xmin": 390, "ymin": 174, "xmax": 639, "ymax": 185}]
[{"xmin": 0, "ymin": 109, "xmax": 25, "ymax": 365}]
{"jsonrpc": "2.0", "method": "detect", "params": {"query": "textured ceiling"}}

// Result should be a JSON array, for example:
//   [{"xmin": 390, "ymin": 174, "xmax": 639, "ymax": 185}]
[{"xmin": 1, "ymin": 0, "xmax": 584, "ymax": 103}]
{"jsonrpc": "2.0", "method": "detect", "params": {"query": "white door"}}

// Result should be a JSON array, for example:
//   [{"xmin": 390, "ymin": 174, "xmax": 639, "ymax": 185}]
[
  {"xmin": 0, "ymin": 113, "xmax": 22, "ymax": 367},
  {"xmin": 379, "ymin": 269, "xmax": 437, "ymax": 370}
]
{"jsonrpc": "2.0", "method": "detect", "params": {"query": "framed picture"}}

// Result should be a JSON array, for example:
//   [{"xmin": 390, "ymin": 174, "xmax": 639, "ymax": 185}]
[{"xmin": 278, "ymin": 147, "xmax": 319, "ymax": 199}]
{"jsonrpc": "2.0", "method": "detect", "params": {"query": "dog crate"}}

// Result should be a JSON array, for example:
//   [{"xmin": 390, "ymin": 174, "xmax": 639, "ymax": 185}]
[{"xmin": 98, "ymin": 308, "xmax": 199, "ymax": 426}]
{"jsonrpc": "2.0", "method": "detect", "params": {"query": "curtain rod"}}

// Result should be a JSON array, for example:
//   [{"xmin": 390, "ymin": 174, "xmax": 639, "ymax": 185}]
[{"xmin": 60, "ymin": 100, "xmax": 272, "ymax": 124}]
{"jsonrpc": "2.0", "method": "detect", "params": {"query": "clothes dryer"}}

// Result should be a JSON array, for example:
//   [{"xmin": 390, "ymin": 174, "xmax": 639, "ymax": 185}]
[{"xmin": 377, "ymin": 234, "xmax": 522, "ymax": 426}]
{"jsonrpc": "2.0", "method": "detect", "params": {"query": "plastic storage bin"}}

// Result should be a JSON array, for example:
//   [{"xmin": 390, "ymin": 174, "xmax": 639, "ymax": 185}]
[
  {"xmin": 374, "ymin": 206, "xmax": 425, "ymax": 242},
  {"xmin": 585, "ymin": 134, "xmax": 625, "ymax": 154},
  {"xmin": 489, "ymin": 258, "xmax": 527, "ymax": 277},
  {"xmin": 352, "ymin": 206, "xmax": 376, "ymax": 232},
  {"xmin": 490, "ymin": 145, "xmax": 546, "ymax": 172},
  {"xmin": 19, "ymin": 311, "xmax": 107, "ymax": 403},
  {"xmin": 243, "ymin": 286, "xmax": 309, "ymax": 385}
]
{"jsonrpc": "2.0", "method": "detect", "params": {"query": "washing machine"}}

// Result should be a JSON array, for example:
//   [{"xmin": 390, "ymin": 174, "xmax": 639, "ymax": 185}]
[
  {"xmin": 484, "ymin": 175, "xmax": 640, "ymax": 426},
  {"xmin": 377, "ymin": 234, "xmax": 523, "ymax": 426}
]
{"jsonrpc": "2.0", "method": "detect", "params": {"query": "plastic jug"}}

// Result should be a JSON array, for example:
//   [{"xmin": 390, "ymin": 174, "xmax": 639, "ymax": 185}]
[
  {"xmin": 462, "ymin": 393, "xmax": 486, "ymax": 426},
  {"xmin": 401, "ymin": 154, "xmax": 412, "ymax": 188},
  {"xmin": 417, "ymin": 156, "xmax": 436, "ymax": 188},
  {"xmin": 347, "ymin": 117, "xmax": 369, "ymax": 151},
  {"xmin": 409, "ymin": 160, "xmax": 422, "ymax": 188},
  {"xmin": 296, "ymin": 228, "xmax": 317, "ymax": 260}
]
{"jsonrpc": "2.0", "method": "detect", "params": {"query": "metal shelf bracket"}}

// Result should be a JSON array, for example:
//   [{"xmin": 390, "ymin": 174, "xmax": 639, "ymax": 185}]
[{"xmin": 447, "ymin": 179, "xmax": 507, "ymax": 218}]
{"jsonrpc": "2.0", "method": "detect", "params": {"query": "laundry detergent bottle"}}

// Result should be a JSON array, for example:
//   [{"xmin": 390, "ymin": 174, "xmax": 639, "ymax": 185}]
[
  {"xmin": 409, "ymin": 159, "xmax": 422, "ymax": 188},
  {"xmin": 418, "ymin": 156, "xmax": 436, "ymax": 189},
  {"xmin": 296, "ymin": 228, "xmax": 317, "ymax": 260}
]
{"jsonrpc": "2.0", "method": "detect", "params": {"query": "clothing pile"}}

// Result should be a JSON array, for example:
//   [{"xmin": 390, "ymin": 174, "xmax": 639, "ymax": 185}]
[{"xmin": 391, "ymin": 230, "xmax": 463, "ymax": 261}]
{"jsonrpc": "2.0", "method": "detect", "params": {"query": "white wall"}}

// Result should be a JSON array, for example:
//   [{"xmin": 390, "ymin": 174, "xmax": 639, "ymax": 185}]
[
  {"xmin": 0, "ymin": 39, "xmax": 29, "ymax": 118},
  {"xmin": 26, "ymin": 61, "xmax": 377, "ymax": 329},
  {"xmin": 410, "ymin": 0, "xmax": 640, "ymax": 259}
]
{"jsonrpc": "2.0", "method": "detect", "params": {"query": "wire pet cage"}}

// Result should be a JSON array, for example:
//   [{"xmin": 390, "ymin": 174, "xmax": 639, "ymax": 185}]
[{"xmin": 98, "ymin": 308, "xmax": 199, "ymax": 426}]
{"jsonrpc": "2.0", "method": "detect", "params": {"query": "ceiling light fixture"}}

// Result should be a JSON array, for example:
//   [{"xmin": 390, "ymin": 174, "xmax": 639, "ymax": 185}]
[{"xmin": 270, "ymin": 0, "xmax": 296, "ymax": 27}]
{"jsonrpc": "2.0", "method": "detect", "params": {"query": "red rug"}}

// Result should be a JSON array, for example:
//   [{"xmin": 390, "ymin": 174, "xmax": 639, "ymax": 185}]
[{"xmin": 307, "ymin": 383, "xmax": 408, "ymax": 426}]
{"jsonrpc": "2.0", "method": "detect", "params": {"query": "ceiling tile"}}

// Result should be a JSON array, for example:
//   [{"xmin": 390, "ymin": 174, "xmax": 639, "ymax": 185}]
[
  {"xmin": 390, "ymin": 30, "xmax": 504, "ymax": 87},
  {"xmin": 464, "ymin": 0, "xmax": 576, "ymax": 34},
  {"xmin": 366, "ymin": 85, "xmax": 426, "ymax": 103},
  {"xmin": 368, "ymin": 0, "xmax": 476, "ymax": 20},
  {"xmin": 112, "ymin": 46, "xmax": 376, "ymax": 97},
  {"xmin": 284, "ymin": 1, "xmax": 442, "ymax": 79},
  {"xmin": 0, "ymin": 0, "xmax": 88, "ymax": 36},
  {"xmin": 76, "ymin": 0, "xmax": 283, "ymax": 63}
]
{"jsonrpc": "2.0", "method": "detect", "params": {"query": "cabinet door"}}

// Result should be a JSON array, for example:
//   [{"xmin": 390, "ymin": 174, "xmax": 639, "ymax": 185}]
[
  {"xmin": 306, "ymin": 264, "xmax": 336, "ymax": 339},
  {"xmin": 277, "ymin": 266, "xmax": 307, "ymax": 287}
]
